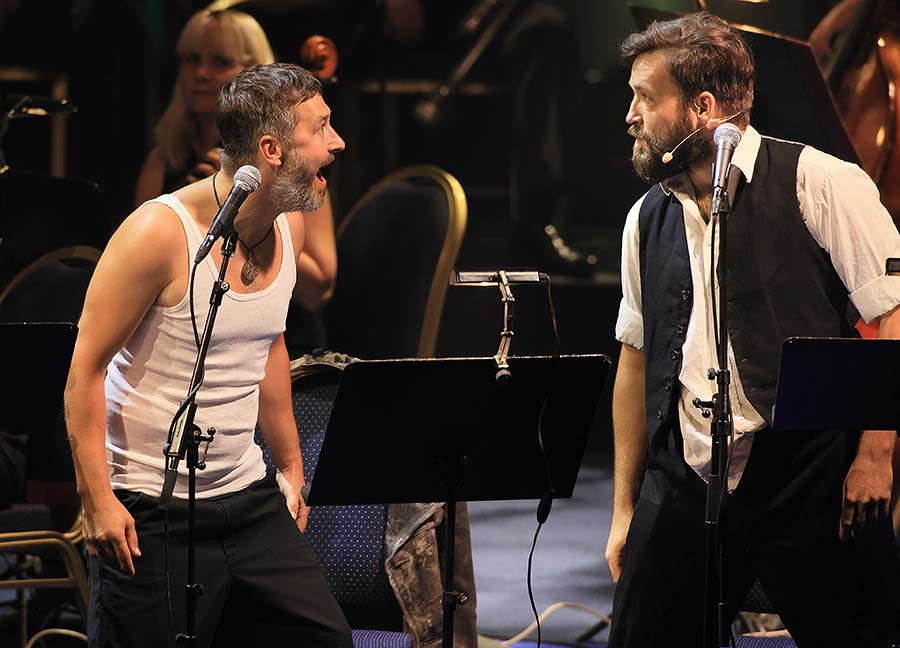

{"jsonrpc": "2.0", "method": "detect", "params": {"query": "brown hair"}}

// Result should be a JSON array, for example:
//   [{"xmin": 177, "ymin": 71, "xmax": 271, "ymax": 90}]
[
  {"xmin": 621, "ymin": 12, "xmax": 754, "ymax": 126},
  {"xmin": 216, "ymin": 63, "xmax": 322, "ymax": 172}
]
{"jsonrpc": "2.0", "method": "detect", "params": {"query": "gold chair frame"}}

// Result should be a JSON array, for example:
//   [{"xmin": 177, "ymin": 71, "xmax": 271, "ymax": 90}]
[{"xmin": 337, "ymin": 165, "xmax": 468, "ymax": 358}]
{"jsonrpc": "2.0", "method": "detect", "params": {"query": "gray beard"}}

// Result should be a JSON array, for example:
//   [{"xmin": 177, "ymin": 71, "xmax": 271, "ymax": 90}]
[{"xmin": 270, "ymin": 171, "xmax": 323, "ymax": 213}]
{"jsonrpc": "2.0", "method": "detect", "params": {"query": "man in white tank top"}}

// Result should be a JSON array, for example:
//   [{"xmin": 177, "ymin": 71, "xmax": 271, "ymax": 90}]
[{"xmin": 65, "ymin": 63, "xmax": 352, "ymax": 647}]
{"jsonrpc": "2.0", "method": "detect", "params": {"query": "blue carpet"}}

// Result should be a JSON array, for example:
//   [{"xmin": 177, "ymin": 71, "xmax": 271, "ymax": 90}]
[{"xmin": 470, "ymin": 462, "xmax": 614, "ymax": 644}]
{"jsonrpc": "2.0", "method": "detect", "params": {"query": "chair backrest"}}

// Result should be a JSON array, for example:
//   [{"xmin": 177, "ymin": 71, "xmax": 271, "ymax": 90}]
[
  {"xmin": 0, "ymin": 245, "xmax": 101, "ymax": 323},
  {"xmin": 322, "ymin": 165, "xmax": 467, "ymax": 359},
  {"xmin": 256, "ymin": 379, "xmax": 403, "ymax": 630}
]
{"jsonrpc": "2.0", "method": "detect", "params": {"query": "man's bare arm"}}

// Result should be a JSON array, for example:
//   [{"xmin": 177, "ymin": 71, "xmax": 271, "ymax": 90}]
[
  {"xmin": 65, "ymin": 205, "xmax": 181, "ymax": 573},
  {"xmin": 257, "ymin": 333, "xmax": 308, "ymax": 532},
  {"xmin": 840, "ymin": 304, "xmax": 900, "ymax": 540},
  {"xmin": 605, "ymin": 343, "xmax": 647, "ymax": 581}
]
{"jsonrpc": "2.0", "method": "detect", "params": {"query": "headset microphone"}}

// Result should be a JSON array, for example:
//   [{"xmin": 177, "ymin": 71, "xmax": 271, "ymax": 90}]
[{"xmin": 660, "ymin": 110, "xmax": 744, "ymax": 164}]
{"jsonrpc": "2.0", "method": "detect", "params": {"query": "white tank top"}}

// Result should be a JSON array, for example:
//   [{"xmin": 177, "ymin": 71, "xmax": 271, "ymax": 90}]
[{"xmin": 104, "ymin": 194, "xmax": 296, "ymax": 498}]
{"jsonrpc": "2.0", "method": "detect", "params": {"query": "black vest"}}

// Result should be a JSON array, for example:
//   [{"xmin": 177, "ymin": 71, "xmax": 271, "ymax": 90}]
[{"xmin": 638, "ymin": 137, "xmax": 859, "ymax": 449}]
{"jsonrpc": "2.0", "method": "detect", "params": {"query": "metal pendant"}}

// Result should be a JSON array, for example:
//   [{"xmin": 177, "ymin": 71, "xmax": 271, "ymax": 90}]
[{"xmin": 241, "ymin": 254, "xmax": 259, "ymax": 283}]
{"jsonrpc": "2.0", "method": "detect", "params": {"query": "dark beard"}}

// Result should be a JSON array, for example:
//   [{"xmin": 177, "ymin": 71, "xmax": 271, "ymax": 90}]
[
  {"xmin": 629, "ymin": 114, "xmax": 713, "ymax": 184},
  {"xmin": 270, "ymin": 149, "xmax": 325, "ymax": 213}
]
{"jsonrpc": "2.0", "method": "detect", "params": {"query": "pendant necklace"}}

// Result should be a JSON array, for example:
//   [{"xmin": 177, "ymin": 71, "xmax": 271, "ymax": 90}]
[{"xmin": 213, "ymin": 172, "xmax": 273, "ymax": 283}]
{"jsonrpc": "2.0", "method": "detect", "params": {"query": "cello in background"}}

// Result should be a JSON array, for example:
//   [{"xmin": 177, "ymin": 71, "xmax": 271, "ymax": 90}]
[{"xmin": 812, "ymin": 0, "xmax": 900, "ymax": 225}]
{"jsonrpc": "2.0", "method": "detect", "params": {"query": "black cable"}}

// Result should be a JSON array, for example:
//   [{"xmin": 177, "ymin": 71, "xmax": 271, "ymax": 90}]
[
  {"xmin": 526, "ymin": 521, "xmax": 544, "ymax": 648},
  {"xmin": 525, "ymin": 277, "xmax": 561, "ymax": 648},
  {"xmin": 536, "ymin": 276, "xmax": 562, "ymax": 495},
  {"xmin": 164, "ymin": 259, "xmax": 203, "ymax": 643},
  {"xmin": 710, "ymin": 212, "xmax": 721, "ymax": 355},
  {"xmin": 710, "ymin": 209, "xmax": 739, "ymax": 648},
  {"xmin": 165, "ymin": 511, "xmax": 172, "ymax": 645},
  {"xmin": 189, "ymin": 260, "xmax": 201, "ymax": 351}
]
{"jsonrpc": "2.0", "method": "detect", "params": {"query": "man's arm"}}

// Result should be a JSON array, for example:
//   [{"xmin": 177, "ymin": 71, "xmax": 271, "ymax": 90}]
[
  {"xmin": 605, "ymin": 343, "xmax": 647, "ymax": 582},
  {"xmin": 65, "ymin": 205, "xmax": 181, "ymax": 574},
  {"xmin": 840, "ymin": 304, "xmax": 900, "ymax": 540},
  {"xmin": 257, "ymin": 333, "xmax": 309, "ymax": 532},
  {"xmin": 292, "ymin": 193, "xmax": 337, "ymax": 311}
]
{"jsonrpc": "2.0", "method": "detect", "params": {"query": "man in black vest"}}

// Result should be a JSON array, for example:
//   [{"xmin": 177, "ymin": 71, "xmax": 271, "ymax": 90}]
[{"xmin": 605, "ymin": 12, "xmax": 900, "ymax": 647}]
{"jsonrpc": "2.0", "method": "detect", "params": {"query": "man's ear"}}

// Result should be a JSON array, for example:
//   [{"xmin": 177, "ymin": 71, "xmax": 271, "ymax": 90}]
[
  {"xmin": 259, "ymin": 135, "xmax": 283, "ymax": 167},
  {"xmin": 694, "ymin": 91, "xmax": 716, "ymax": 126}
]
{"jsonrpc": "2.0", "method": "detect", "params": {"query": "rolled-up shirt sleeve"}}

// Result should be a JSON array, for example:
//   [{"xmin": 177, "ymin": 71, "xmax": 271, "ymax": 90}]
[
  {"xmin": 797, "ymin": 147, "xmax": 900, "ymax": 323},
  {"xmin": 615, "ymin": 195, "xmax": 645, "ymax": 349}
]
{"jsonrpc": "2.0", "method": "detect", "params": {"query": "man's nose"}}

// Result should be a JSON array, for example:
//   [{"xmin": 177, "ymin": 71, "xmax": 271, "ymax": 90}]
[{"xmin": 625, "ymin": 98, "xmax": 640, "ymax": 126}]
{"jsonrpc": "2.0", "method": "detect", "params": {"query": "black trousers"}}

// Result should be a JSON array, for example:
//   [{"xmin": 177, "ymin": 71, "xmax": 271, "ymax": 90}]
[
  {"xmin": 87, "ymin": 472, "xmax": 352, "ymax": 648},
  {"xmin": 609, "ymin": 425, "xmax": 900, "ymax": 648}
]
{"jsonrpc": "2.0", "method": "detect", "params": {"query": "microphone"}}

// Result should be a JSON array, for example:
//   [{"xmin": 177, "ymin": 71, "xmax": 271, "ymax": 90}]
[
  {"xmin": 710, "ymin": 123, "xmax": 742, "ymax": 215},
  {"xmin": 661, "ymin": 110, "xmax": 744, "ymax": 164},
  {"xmin": 194, "ymin": 165, "xmax": 262, "ymax": 265}
]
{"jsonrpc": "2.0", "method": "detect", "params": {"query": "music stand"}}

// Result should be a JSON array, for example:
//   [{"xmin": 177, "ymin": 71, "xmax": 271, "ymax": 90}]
[
  {"xmin": 773, "ymin": 337, "xmax": 900, "ymax": 431},
  {"xmin": 306, "ymin": 353, "xmax": 611, "ymax": 647},
  {"xmin": 0, "ymin": 322, "xmax": 76, "ymax": 431},
  {"xmin": 0, "ymin": 322, "xmax": 77, "ymax": 486}
]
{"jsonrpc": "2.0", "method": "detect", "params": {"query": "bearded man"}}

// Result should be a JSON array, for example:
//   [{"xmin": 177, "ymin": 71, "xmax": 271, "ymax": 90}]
[
  {"xmin": 606, "ymin": 13, "xmax": 900, "ymax": 647},
  {"xmin": 65, "ymin": 63, "xmax": 352, "ymax": 648}
]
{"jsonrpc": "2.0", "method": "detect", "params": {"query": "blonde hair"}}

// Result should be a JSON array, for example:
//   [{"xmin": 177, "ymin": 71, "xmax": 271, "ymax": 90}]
[{"xmin": 155, "ymin": 10, "xmax": 275, "ymax": 171}]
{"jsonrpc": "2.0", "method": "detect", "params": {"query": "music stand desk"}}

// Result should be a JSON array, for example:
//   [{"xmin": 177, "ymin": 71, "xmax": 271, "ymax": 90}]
[
  {"xmin": 0, "ymin": 322, "xmax": 76, "ymax": 434},
  {"xmin": 773, "ymin": 336, "xmax": 900, "ymax": 431},
  {"xmin": 306, "ymin": 354, "xmax": 611, "ymax": 507}
]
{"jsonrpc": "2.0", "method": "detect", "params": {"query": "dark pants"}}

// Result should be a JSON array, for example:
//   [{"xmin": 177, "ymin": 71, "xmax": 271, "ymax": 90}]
[
  {"xmin": 609, "ymin": 425, "xmax": 900, "ymax": 648},
  {"xmin": 87, "ymin": 472, "xmax": 352, "ymax": 648}
]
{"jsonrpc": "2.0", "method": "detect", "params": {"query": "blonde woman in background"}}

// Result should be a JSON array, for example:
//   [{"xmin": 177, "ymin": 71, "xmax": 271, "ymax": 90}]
[
  {"xmin": 135, "ymin": 10, "xmax": 274, "ymax": 204},
  {"xmin": 136, "ymin": 8, "xmax": 337, "ymax": 325}
]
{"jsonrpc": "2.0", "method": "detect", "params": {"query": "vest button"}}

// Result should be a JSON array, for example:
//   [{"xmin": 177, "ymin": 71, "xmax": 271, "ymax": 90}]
[
  {"xmin": 681, "ymin": 289, "xmax": 691, "ymax": 300},
  {"xmin": 671, "ymin": 349, "xmax": 681, "ymax": 361},
  {"xmin": 675, "ymin": 324, "xmax": 686, "ymax": 335},
  {"xmin": 664, "ymin": 381, "xmax": 671, "ymax": 392},
  {"xmin": 657, "ymin": 410, "xmax": 664, "ymax": 420}
]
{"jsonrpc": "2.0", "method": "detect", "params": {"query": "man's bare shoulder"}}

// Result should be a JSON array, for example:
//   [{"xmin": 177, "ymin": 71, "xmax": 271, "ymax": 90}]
[
  {"xmin": 114, "ymin": 199, "xmax": 185, "ymax": 249},
  {"xmin": 101, "ymin": 200, "xmax": 187, "ymax": 282}
]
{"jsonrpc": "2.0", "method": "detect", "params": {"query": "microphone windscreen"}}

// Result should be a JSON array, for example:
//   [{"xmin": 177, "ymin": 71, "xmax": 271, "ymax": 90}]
[
  {"xmin": 234, "ymin": 165, "xmax": 262, "ymax": 192},
  {"xmin": 662, "ymin": 151, "xmax": 674, "ymax": 164},
  {"xmin": 713, "ymin": 123, "xmax": 741, "ymax": 148}
]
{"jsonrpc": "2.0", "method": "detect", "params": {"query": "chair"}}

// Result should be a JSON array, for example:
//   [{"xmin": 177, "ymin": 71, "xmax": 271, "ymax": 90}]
[
  {"xmin": 0, "ymin": 508, "xmax": 88, "ymax": 646},
  {"xmin": 0, "ymin": 250, "xmax": 99, "ymax": 646},
  {"xmin": 0, "ymin": 245, "xmax": 101, "ymax": 323},
  {"xmin": 322, "ymin": 164, "xmax": 467, "ymax": 359}
]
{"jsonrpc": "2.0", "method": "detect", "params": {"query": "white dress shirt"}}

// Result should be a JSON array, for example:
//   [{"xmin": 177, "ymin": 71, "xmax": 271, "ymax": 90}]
[{"xmin": 615, "ymin": 125, "xmax": 900, "ymax": 488}]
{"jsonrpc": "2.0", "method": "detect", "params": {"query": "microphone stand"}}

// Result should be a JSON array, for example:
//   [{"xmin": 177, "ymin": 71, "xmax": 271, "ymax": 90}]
[
  {"xmin": 160, "ymin": 230, "xmax": 238, "ymax": 647},
  {"xmin": 694, "ymin": 177, "xmax": 733, "ymax": 648}
]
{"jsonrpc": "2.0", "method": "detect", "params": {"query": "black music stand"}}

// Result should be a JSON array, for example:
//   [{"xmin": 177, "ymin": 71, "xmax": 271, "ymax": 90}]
[
  {"xmin": 306, "ymin": 353, "xmax": 611, "ymax": 647},
  {"xmin": 0, "ymin": 322, "xmax": 78, "ymax": 481},
  {"xmin": 0, "ymin": 322, "xmax": 76, "ymax": 430},
  {"xmin": 773, "ymin": 337, "xmax": 900, "ymax": 431}
]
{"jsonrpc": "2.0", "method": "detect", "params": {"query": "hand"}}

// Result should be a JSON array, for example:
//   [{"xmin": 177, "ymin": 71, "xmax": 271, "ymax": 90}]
[
  {"xmin": 183, "ymin": 146, "xmax": 223, "ymax": 185},
  {"xmin": 82, "ymin": 495, "xmax": 141, "ymax": 575},
  {"xmin": 605, "ymin": 509, "xmax": 634, "ymax": 582},
  {"xmin": 840, "ymin": 452, "xmax": 893, "ymax": 541},
  {"xmin": 276, "ymin": 468, "xmax": 309, "ymax": 533}
]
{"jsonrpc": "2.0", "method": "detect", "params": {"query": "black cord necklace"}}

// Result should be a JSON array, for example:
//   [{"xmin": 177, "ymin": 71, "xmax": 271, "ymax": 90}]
[{"xmin": 213, "ymin": 171, "xmax": 273, "ymax": 282}]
